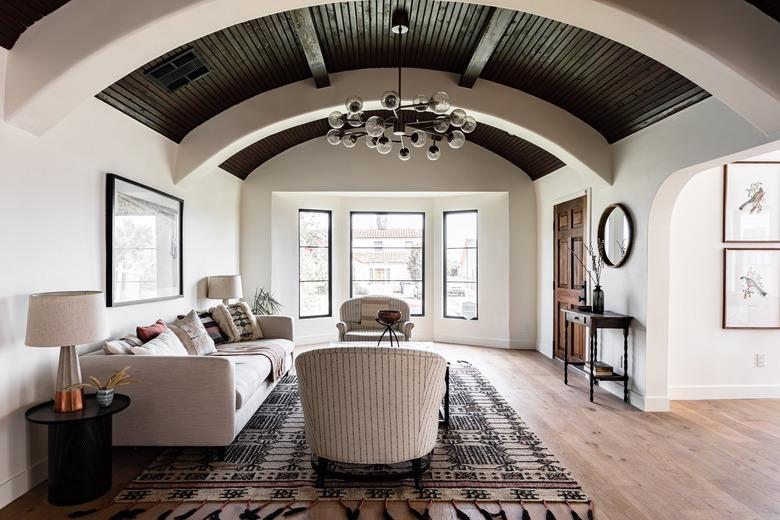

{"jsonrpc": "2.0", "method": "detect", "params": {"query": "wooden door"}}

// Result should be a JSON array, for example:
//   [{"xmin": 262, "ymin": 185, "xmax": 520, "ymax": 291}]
[{"xmin": 553, "ymin": 196, "xmax": 587, "ymax": 361}]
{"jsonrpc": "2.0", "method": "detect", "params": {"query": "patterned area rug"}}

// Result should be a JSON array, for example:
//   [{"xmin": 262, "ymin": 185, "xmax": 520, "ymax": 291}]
[{"xmin": 116, "ymin": 362, "xmax": 587, "ymax": 503}]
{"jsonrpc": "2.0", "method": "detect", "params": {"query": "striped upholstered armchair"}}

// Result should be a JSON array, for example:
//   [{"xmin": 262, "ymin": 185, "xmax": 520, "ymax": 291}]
[
  {"xmin": 336, "ymin": 295, "xmax": 414, "ymax": 342},
  {"xmin": 295, "ymin": 346, "xmax": 447, "ymax": 488}
]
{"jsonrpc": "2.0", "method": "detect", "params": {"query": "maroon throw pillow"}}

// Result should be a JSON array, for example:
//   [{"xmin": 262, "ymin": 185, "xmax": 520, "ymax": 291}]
[{"xmin": 136, "ymin": 319, "xmax": 167, "ymax": 343}]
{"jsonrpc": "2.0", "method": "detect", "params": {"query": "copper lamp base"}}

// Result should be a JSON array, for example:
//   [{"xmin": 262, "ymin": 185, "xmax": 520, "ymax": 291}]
[{"xmin": 54, "ymin": 345, "xmax": 84, "ymax": 412}]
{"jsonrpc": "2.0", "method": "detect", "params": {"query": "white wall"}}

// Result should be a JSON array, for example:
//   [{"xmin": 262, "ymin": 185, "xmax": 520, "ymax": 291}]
[
  {"xmin": 241, "ymin": 139, "xmax": 536, "ymax": 349},
  {"xmin": 0, "ymin": 88, "xmax": 242, "ymax": 506},
  {"xmin": 534, "ymin": 97, "xmax": 776, "ymax": 410},
  {"xmin": 668, "ymin": 151, "xmax": 780, "ymax": 400},
  {"xmin": 269, "ymin": 192, "xmax": 510, "ymax": 346}
]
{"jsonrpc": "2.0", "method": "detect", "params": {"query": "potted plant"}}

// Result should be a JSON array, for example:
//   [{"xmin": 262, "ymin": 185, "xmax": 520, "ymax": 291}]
[
  {"xmin": 251, "ymin": 288, "xmax": 283, "ymax": 315},
  {"xmin": 68, "ymin": 366, "xmax": 136, "ymax": 407}
]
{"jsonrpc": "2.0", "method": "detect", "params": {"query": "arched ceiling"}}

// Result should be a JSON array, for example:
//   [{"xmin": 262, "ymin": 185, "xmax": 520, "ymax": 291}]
[
  {"xmin": 95, "ymin": 0, "xmax": 709, "ymax": 145},
  {"xmin": 219, "ymin": 110, "xmax": 564, "ymax": 180},
  {"xmin": 746, "ymin": 1, "xmax": 780, "ymax": 22},
  {"xmin": 0, "ymin": 0, "xmax": 68, "ymax": 49}
]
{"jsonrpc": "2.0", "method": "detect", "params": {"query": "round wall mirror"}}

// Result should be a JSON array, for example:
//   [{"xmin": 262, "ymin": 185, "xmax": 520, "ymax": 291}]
[{"xmin": 597, "ymin": 203, "xmax": 633, "ymax": 267}]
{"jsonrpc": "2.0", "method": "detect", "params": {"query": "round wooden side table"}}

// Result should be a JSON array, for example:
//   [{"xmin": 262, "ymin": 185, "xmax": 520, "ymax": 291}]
[{"xmin": 25, "ymin": 394, "xmax": 130, "ymax": 505}]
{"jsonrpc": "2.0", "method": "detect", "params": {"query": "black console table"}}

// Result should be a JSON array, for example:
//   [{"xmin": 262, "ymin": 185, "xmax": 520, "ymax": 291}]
[
  {"xmin": 562, "ymin": 309, "xmax": 632, "ymax": 403},
  {"xmin": 25, "ymin": 394, "xmax": 130, "ymax": 505}
]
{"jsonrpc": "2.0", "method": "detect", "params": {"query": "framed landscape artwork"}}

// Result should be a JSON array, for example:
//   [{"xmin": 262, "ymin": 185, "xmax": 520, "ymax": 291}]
[
  {"xmin": 723, "ymin": 248, "xmax": 780, "ymax": 329},
  {"xmin": 723, "ymin": 161, "xmax": 780, "ymax": 242},
  {"xmin": 106, "ymin": 174, "xmax": 184, "ymax": 307}
]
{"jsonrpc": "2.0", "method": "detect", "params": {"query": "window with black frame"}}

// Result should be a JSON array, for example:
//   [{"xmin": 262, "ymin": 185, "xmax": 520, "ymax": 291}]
[
  {"xmin": 350, "ymin": 212, "xmax": 424, "ymax": 316},
  {"xmin": 444, "ymin": 210, "xmax": 478, "ymax": 319},
  {"xmin": 299, "ymin": 209, "xmax": 332, "ymax": 318}
]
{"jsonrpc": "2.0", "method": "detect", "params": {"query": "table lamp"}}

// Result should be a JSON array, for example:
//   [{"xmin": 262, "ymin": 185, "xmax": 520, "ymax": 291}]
[
  {"xmin": 207, "ymin": 275, "xmax": 243, "ymax": 304},
  {"xmin": 25, "ymin": 291, "xmax": 109, "ymax": 412}
]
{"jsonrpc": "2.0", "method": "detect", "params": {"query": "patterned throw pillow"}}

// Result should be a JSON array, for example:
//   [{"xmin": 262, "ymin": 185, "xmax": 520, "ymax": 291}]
[
  {"xmin": 103, "ymin": 335, "xmax": 143, "ymax": 355},
  {"xmin": 210, "ymin": 302, "xmax": 263, "ymax": 342},
  {"xmin": 136, "ymin": 319, "xmax": 167, "ymax": 342},
  {"xmin": 178, "ymin": 311, "xmax": 229, "ymax": 346},
  {"xmin": 130, "ymin": 329, "xmax": 188, "ymax": 356},
  {"xmin": 169, "ymin": 310, "xmax": 217, "ymax": 356}
]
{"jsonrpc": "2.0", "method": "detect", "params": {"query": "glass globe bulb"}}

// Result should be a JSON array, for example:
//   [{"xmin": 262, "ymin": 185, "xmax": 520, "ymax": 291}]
[
  {"xmin": 366, "ymin": 137, "xmax": 378, "ymax": 149},
  {"xmin": 377, "ymin": 136, "xmax": 392, "ymax": 155},
  {"xmin": 365, "ymin": 116, "xmax": 385, "ymax": 137},
  {"xmin": 343, "ymin": 134, "xmax": 358, "ymax": 148},
  {"xmin": 426, "ymin": 145, "xmax": 441, "ymax": 160},
  {"xmin": 347, "ymin": 112, "xmax": 363, "ymax": 128},
  {"xmin": 461, "ymin": 115, "xmax": 477, "ymax": 133},
  {"xmin": 328, "ymin": 111, "xmax": 345, "ymax": 129},
  {"xmin": 326, "ymin": 129, "xmax": 343, "ymax": 145},
  {"xmin": 380, "ymin": 90, "xmax": 400, "ymax": 110},
  {"xmin": 429, "ymin": 91, "xmax": 451, "ymax": 114},
  {"xmin": 433, "ymin": 116, "xmax": 450, "ymax": 133},
  {"xmin": 345, "ymin": 95, "xmax": 363, "ymax": 114},
  {"xmin": 447, "ymin": 130, "xmax": 466, "ymax": 149},
  {"xmin": 413, "ymin": 94, "xmax": 429, "ymax": 112},
  {"xmin": 410, "ymin": 129, "xmax": 427, "ymax": 148},
  {"xmin": 398, "ymin": 147, "xmax": 411, "ymax": 161},
  {"xmin": 449, "ymin": 108, "xmax": 467, "ymax": 128}
]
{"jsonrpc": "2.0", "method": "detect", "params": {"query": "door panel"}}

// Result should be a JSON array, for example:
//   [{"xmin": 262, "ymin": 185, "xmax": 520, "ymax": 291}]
[{"xmin": 553, "ymin": 195, "xmax": 587, "ymax": 361}]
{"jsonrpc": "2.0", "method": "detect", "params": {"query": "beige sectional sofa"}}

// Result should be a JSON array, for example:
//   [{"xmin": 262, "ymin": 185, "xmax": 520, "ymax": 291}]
[{"xmin": 80, "ymin": 315, "xmax": 294, "ymax": 450}]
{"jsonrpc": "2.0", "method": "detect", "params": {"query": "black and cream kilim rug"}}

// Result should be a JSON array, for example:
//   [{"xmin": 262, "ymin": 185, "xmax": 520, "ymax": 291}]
[{"xmin": 116, "ymin": 362, "xmax": 587, "ymax": 503}]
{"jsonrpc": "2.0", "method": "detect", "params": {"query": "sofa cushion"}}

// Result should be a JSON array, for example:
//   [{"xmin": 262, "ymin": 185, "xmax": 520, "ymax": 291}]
[
  {"xmin": 136, "ymin": 319, "xmax": 167, "ymax": 342},
  {"xmin": 103, "ymin": 335, "xmax": 143, "ymax": 355},
  {"xmin": 130, "ymin": 329, "xmax": 188, "ymax": 356},
  {"xmin": 359, "ymin": 296, "xmax": 388, "ymax": 327},
  {"xmin": 179, "ymin": 311, "xmax": 230, "ymax": 346},
  {"xmin": 344, "ymin": 329, "xmax": 407, "ymax": 342},
  {"xmin": 169, "ymin": 310, "xmax": 217, "ymax": 356}
]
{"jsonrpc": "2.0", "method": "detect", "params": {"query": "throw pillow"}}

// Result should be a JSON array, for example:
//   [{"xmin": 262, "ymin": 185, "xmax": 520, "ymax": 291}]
[
  {"xmin": 169, "ymin": 310, "xmax": 217, "ymax": 356},
  {"xmin": 103, "ymin": 335, "xmax": 143, "ymax": 355},
  {"xmin": 130, "ymin": 329, "xmax": 188, "ymax": 356},
  {"xmin": 178, "ymin": 311, "xmax": 229, "ymax": 346},
  {"xmin": 137, "ymin": 319, "xmax": 167, "ymax": 342},
  {"xmin": 210, "ymin": 302, "xmax": 263, "ymax": 342},
  {"xmin": 360, "ymin": 296, "xmax": 387, "ymax": 327}
]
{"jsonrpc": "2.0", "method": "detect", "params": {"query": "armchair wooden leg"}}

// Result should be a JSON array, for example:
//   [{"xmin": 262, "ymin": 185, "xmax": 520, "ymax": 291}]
[
  {"xmin": 215, "ymin": 446, "xmax": 227, "ymax": 461},
  {"xmin": 315, "ymin": 457, "xmax": 329, "ymax": 488},
  {"xmin": 411, "ymin": 457, "xmax": 423, "ymax": 489}
]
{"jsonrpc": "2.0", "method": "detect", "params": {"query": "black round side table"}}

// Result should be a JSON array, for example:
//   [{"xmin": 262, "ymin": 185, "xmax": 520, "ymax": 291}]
[{"xmin": 25, "ymin": 394, "xmax": 130, "ymax": 506}]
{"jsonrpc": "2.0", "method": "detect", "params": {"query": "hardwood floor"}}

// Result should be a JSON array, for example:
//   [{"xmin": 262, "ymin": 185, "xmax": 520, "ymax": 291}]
[{"xmin": 2, "ymin": 344, "xmax": 779, "ymax": 519}]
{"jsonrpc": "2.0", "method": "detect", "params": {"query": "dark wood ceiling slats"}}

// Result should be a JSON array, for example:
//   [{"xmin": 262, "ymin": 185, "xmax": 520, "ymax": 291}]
[
  {"xmin": 746, "ymin": 0, "xmax": 780, "ymax": 22},
  {"xmin": 219, "ymin": 111, "xmax": 564, "ymax": 181},
  {"xmin": 95, "ymin": 0, "xmax": 709, "ymax": 148},
  {"xmin": 0, "ymin": 0, "xmax": 68, "ymax": 49}
]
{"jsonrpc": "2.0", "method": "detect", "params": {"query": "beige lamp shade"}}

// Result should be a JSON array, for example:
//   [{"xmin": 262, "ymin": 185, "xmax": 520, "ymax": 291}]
[
  {"xmin": 25, "ymin": 291, "xmax": 109, "ymax": 347},
  {"xmin": 208, "ymin": 275, "xmax": 243, "ymax": 300}
]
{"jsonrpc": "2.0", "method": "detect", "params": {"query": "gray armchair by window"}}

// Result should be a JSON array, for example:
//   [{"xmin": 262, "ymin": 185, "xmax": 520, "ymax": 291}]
[{"xmin": 336, "ymin": 295, "xmax": 414, "ymax": 342}]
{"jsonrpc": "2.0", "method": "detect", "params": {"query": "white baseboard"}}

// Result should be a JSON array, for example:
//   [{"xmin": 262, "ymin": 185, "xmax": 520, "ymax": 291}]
[
  {"xmin": 0, "ymin": 459, "xmax": 47, "ymax": 509},
  {"xmin": 669, "ymin": 384, "xmax": 780, "ymax": 400},
  {"xmin": 433, "ymin": 334, "xmax": 512, "ymax": 349}
]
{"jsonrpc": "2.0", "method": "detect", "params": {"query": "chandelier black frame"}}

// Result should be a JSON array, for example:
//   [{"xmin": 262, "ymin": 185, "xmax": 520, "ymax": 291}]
[{"xmin": 324, "ymin": 10, "xmax": 477, "ymax": 161}]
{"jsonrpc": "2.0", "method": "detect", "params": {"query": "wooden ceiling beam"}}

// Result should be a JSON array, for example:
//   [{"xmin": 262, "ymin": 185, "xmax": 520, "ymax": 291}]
[
  {"xmin": 289, "ymin": 8, "xmax": 330, "ymax": 88},
  {"xmin": 459, "ymin": 7, "xmax": 514, "ymax": 88}
]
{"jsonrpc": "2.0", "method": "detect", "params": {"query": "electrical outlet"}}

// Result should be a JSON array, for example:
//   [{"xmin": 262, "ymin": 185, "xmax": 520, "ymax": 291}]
[{"xmin": 756, "ymin": 353, "xmax": 767, "ymax": 368}]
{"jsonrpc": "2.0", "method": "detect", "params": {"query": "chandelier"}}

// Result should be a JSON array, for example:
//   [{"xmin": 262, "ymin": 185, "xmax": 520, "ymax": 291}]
[{"xmin": 324, "ymin": 10, "xmax": 477, "ymax": 161}]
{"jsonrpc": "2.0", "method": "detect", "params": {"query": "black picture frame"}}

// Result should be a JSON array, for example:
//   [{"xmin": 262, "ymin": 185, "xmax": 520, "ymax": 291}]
[
  {"xmin": 349, "ymin": 211, "xmax": 426, "ymax": 317},
  {"xmin": 106, "ymin": 173, "xmax": 184, "ymax": 307},
  {"xmin": 298, "ymin": 209, "xmax": 333, "ymax": 319}
]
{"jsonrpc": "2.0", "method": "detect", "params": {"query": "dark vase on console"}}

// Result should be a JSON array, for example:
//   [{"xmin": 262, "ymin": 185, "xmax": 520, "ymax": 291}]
[{"xmin": 592, "ymin": 285, "xmax": 605, "ymax": 314}]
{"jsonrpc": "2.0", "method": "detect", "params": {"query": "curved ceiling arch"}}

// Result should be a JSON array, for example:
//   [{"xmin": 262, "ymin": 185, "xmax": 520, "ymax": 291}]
[
  {"xmin": 173, "ymin": 68, "xmax": 610, "ymax": 185},
  {"xmin": 3, "ymin": 0, "xmax": 780, "ymax": 138}
]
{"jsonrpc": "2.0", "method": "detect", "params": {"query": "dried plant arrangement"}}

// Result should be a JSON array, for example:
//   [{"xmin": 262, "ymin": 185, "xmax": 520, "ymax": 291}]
[
  {"xmin": 68, "ymin": 366, "xmax": 137, "ymax": 391},
  {"xmin": 569, "ymin": 241, "xmax": 605, "ymax": 287}
]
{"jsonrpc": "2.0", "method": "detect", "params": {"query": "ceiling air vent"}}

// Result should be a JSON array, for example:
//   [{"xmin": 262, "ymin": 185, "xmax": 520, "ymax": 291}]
[{"xmin": 145, "ymin": 48, "xmax": 209, "ymax": 92}]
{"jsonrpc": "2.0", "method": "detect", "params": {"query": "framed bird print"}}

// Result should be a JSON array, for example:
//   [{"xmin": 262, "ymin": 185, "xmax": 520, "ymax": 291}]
[
  {"xmin": 723, "ymin": 161, "xmax": 780, "ymax": 242},
  {"xmin": 723, "ymin": 248, "xmax": 780, "ymax": 329}
]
